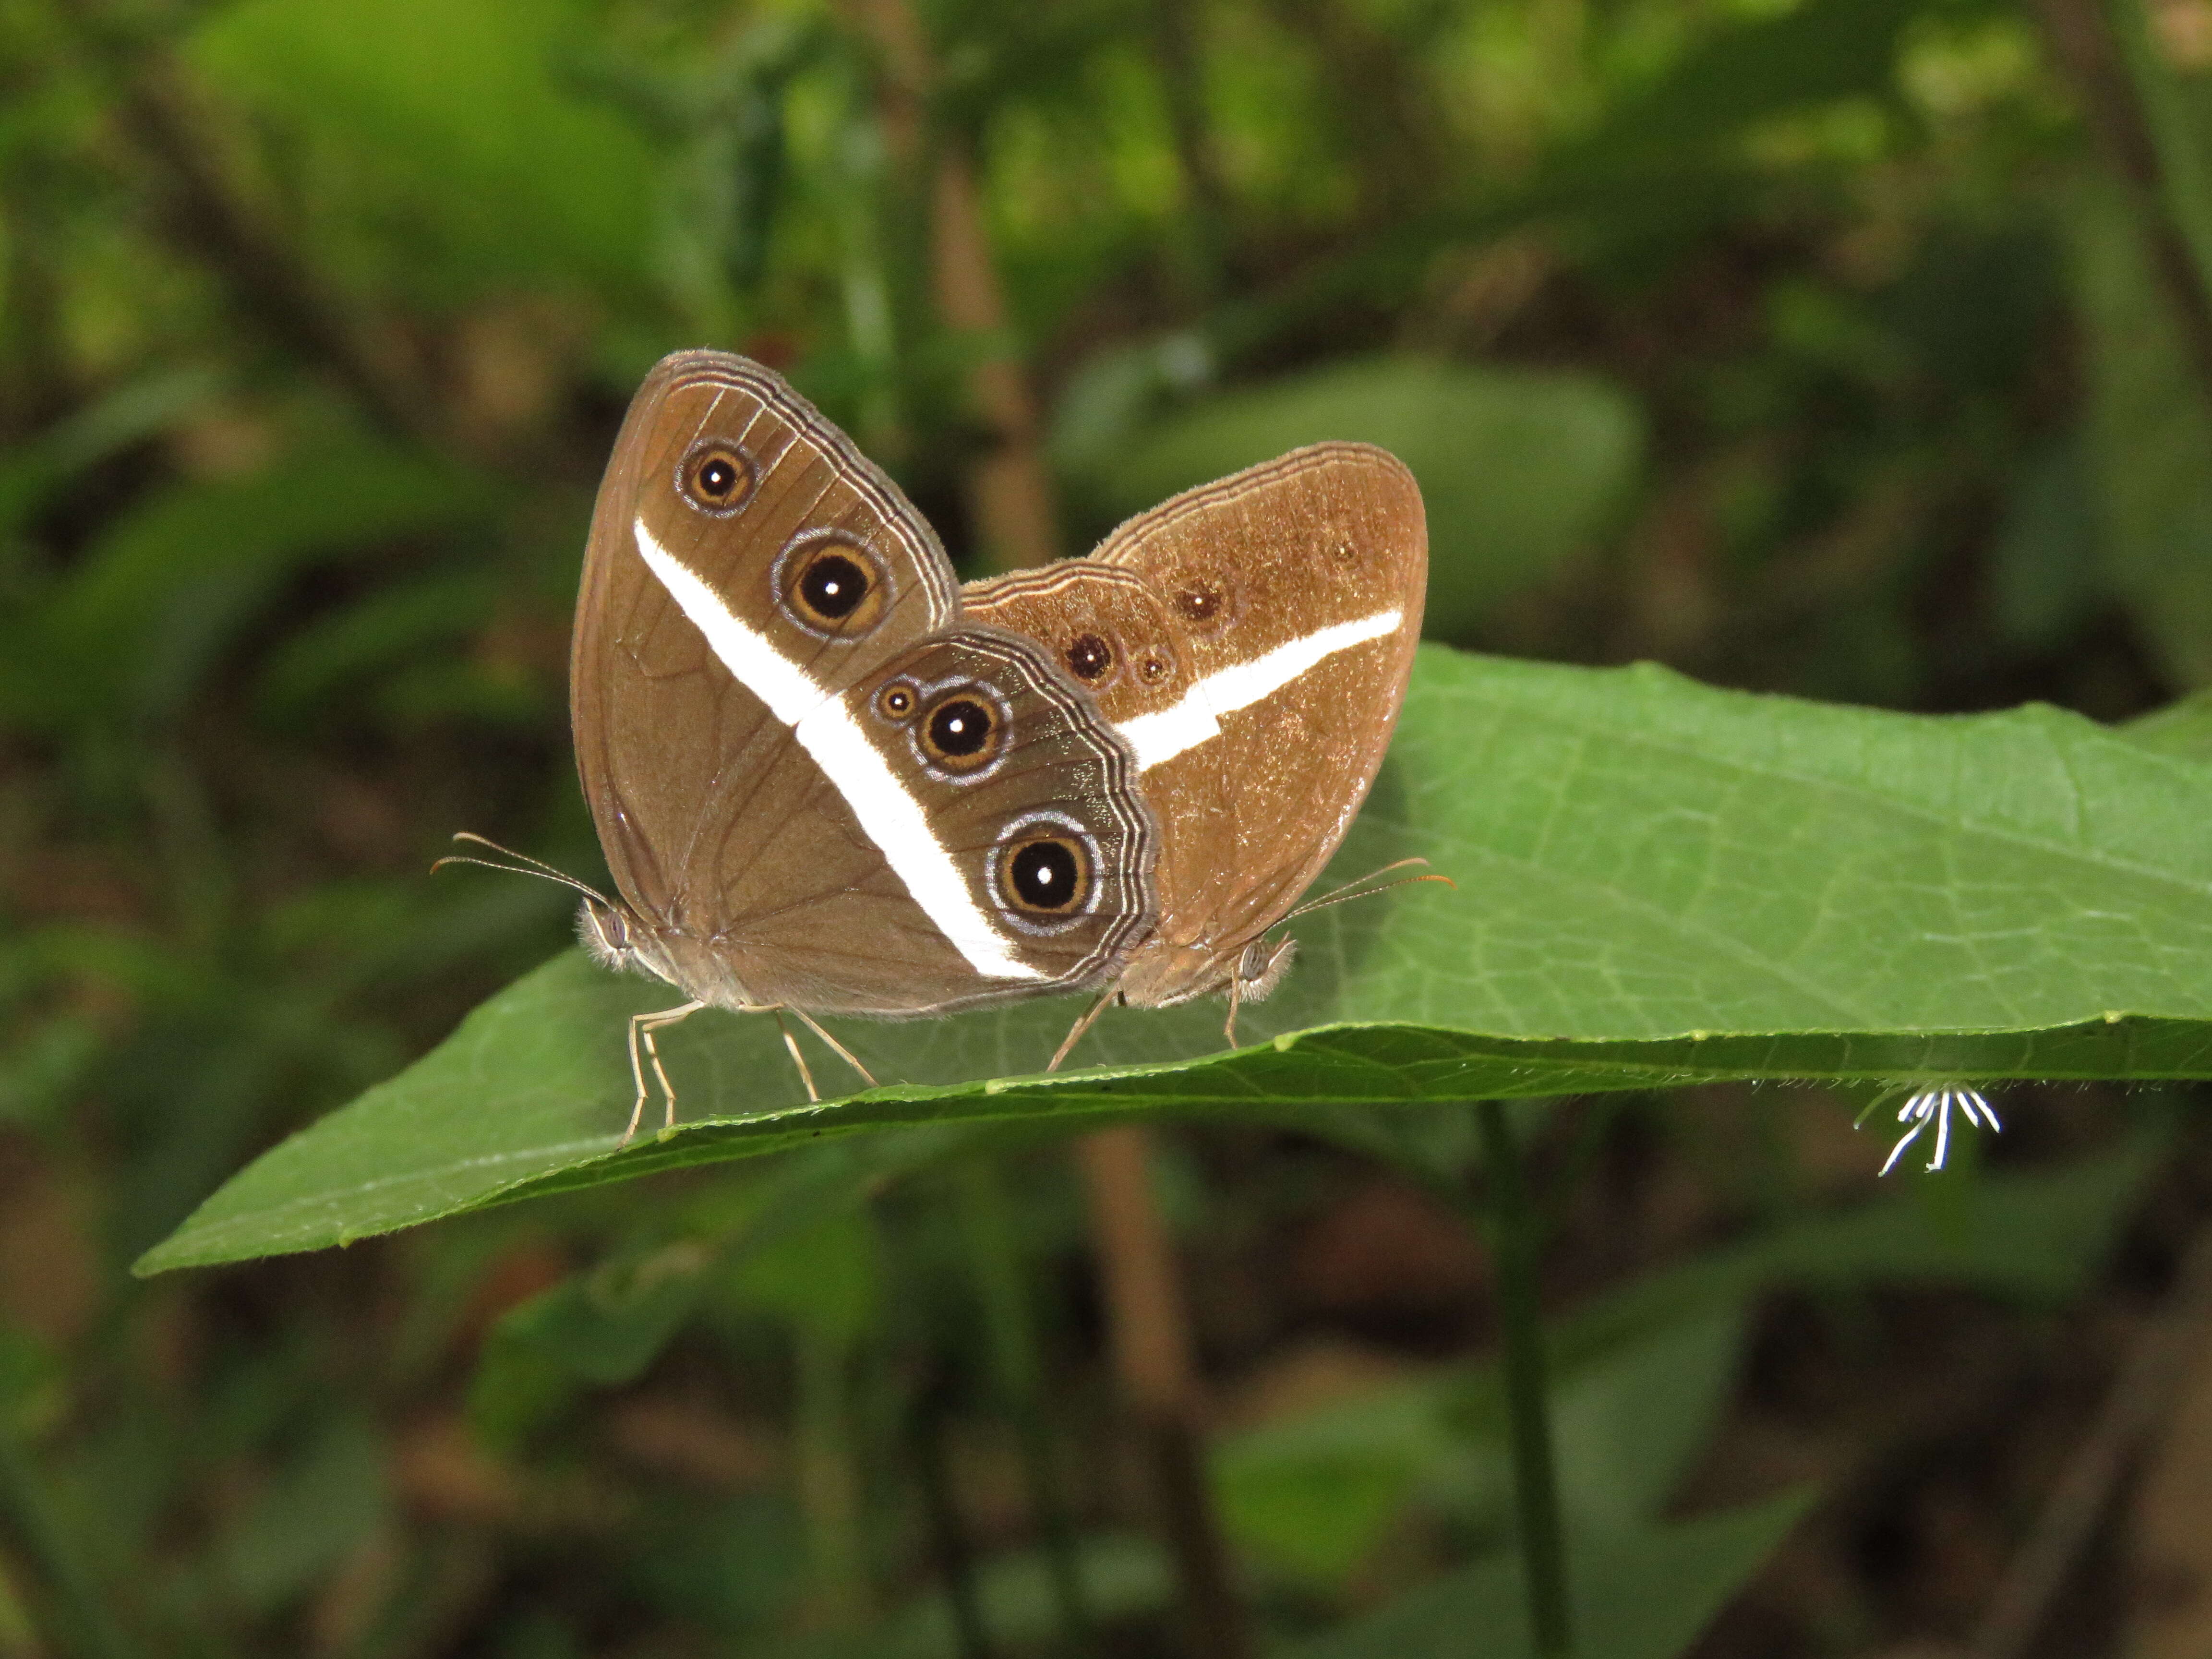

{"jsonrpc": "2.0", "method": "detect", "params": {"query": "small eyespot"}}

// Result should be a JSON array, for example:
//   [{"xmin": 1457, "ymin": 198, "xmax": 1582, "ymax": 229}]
[
  {"xmin": 917, "ymin": 689, "xmax": 1002, "ymax": 773},
  {"xmin": 1175, "ymin": 584, "xmax": 1222, "ymax": 622},
  {"xmin": 878, "ymin": 683, "xmax": 917, "ymax": 721},
  {"xmin": 776, "ymin": 532, "xmax": 887, "ymax": 637},
  {"xmin": 1138, "ymin": 653, "xmax": 1170, "ymax": 685},
  {"xmin": 1001, "ymin": 834, "xmax": 1088, "ymax": 914},
  {"xmin": 678, "ymin": 442, "xmax": 757, "ymax": 514},
  {"xmin": 1066, "ymin": 634, "xmax": 1114, "ymax": 683}
]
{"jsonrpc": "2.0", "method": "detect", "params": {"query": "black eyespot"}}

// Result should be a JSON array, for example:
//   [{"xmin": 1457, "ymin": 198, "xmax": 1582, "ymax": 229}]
[
  {"xmin": 776, "ymin": 532, "xmax": 887, "ymax": 637},
  {"xmin": 1004, "ymin": 836, "xmax": 1087, "ymax": 914},
  {"xmin": 928, "ymin": 698, "xmax": 991, "ymax": 756},
  {"xmin": 679, "ymin": 442, "xmax": 756, "ymax": 514},
  {"xmin": 918, "ymin": 692, "xmax": 1001, "ymax": 773},
  {"xmin": 802, "ymin": 553, "xmax": 866, "ymax": 619},
  {"xmin": 1138, "ymin": 653, "xmax": 1170, "ymax": 684},
  {"xmin": 878, "ymin": 683, "xmax": 917, "ymax": 721},
  {"xmin": 1066, "ymin": 634, "xmax": 1113, "ymax": 682}
]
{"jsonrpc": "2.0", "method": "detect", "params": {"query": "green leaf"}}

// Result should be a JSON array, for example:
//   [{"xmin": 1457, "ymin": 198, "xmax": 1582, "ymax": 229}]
[
  {"xmin": 1282, "ymin": 1489, "xmax": 1815, "ymax": 1659},
  {"xmin": 1097, "ymin": 358, "xmax": 1643, "ymax": 639},
  {"xmin": 140, "ymin": 645, "xmax": 2212, "ymax": 1273},
  {"xmin": 2124, "ymin": 689, "xmax": 2212, "ymax": 764}
]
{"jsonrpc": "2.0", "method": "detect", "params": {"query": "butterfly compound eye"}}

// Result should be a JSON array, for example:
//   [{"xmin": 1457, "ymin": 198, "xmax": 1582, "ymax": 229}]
[
  {"xmin": 1001, "ymin": 834, "xmax": 1089, "ymax": 915},
  {"xmin": 678, "ymin": 442, "xmax": 757, "ymax": 515},
  {"xmin": 774, "ymin": 531, "xmax": 888, "ymax": 638},
  {"xmin": 917, "ymin": 689, "xmax": 1002, "ymax": 774}
]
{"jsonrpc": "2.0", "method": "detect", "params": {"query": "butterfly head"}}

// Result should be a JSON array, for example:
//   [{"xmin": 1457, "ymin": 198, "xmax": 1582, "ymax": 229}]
[{"xmin": 578, "ymin": 897, "xmax": 647, "ymax": 974}]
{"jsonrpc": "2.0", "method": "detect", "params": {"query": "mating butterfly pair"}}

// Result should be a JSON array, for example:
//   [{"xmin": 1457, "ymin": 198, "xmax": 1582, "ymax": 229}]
[{"xmin": 549, "ymin": 351, "xmax": 1425, "ymax": 1139}]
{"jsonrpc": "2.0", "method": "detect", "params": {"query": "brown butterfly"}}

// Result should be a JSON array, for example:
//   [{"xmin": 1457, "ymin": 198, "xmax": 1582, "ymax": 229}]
[{"xmin": 965, "ymin": 442, "xmax": 1429, "ymax": 1064}]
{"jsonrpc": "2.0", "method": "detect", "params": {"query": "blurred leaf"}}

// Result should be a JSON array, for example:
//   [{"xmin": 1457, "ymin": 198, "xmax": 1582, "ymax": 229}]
[
  {"xmin": 2065, "ymin": 177, "xmax": 2212, "ymax": 687},
  {"xmin": 1215, "ymin": 1378, "xmax": 1456, "ymax": 1587},
  {"xmin": 1094, "ymin": 358, "xmax": 1643, "ymax": 638},
  {"xmin": 8, "ymin": 442, "xmax": 490, "ymax": 730},
  {"xmin": 1544, "ymin": 1302, "xmax": 1746, "ymax": 1534},
  {"xmin": 625, "ymin": 1492, "xmax": 808, "ymax": 1636},
  {"xmin": 728, "ymin": 1207, "xmax": 878, "ymax": 1345},
  {"xmin": 189, "ymin": 0, "xmax": 660, "ymax": 297},
  {"xmin": 255, "ymin": 568, "xmax": 501, "ymax": 724},
  {"xmin": 0, "ymin": 366, "xmax": 222, "ymax": 543},
  {"xmin": 470, "ymin": 1129, "xmax": 966, "ymax": 1442},
  {"xmin": 1282, "ymin": 1488, "xmax": 1815, "ymax": 1659},
  {"xmin": 850, "ymin": 1533, "xmax": 1172, "ymax": 1659},
  {"xmin": 1214, "ymin": 1305, "xmax": 1746, "ymax": 1588},
  {"xmin": 1560, "ymin": 0, "xmax": 1932, "ymax": 171},
  {"xmin": 217, "ymin": 1415, "xmax": 389, "ymax": 1612},
  {"xmin": 470, "ymin": 1238, "xmax": 709, "ymax": 1445},
  {"xmin": 1573, "ymin": 1124, "xmax": 2167, "ymax": 1350},
  {"xmin": 141, "ymin": 643, "xmax": 2212, "ymax": 1270},
  {"xmin": 1220, "ymin": 1130, "xmax": 2151, "ymax": 1591}
]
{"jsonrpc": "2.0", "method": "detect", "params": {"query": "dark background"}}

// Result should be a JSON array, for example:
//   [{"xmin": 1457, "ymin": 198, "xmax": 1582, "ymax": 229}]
[{"xmin": 1, "ymin": 0, "xmax": 2209, "ymax": 1653}]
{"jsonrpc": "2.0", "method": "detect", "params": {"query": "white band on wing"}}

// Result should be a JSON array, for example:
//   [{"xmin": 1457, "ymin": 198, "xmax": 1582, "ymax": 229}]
[
  {"xmin": 632, "ymin": 518, "xmax": 1043, "ymax": 981},
  {"xmin": 1117, "ymin": 607, "xmax": 1404, "ymax": 772}
]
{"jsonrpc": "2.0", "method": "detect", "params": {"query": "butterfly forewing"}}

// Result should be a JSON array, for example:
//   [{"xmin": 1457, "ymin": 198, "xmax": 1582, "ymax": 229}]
[{"xmin": 574, "ymin": 355, "xmax": 963, "ymax": 924}]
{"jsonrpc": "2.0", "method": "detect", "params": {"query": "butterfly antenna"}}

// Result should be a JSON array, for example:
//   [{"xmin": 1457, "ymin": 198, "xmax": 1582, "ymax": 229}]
[
  {"xmin": 1278, "ymin": 857, "xmax": 1455, "ymax": 924},
  {"xmin": 431, "ymin": 832, "xmax": 613, "ymax": 907}
]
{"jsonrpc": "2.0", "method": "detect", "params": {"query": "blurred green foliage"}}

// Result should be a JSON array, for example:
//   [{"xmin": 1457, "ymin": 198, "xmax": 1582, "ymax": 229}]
[{"xmin": 5, "ymin": 0, "xmax": 2212, "ymax": 1652}]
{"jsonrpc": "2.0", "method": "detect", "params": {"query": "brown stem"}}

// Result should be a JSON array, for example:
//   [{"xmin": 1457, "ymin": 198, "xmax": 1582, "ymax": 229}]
[
  {"xmin": 1076, "ymin": 1126, "xmax": 1252, "ymax": 1659},
  {"xmin": 2032, "ymin": 0, "xmax": 2212, "ymax": 409}
]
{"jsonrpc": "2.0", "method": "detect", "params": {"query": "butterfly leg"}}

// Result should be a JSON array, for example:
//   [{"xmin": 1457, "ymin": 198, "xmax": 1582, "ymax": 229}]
[
  {"xmin": 769, "ymin": 1009, "xmax": 821, "ymax": 1104},
  {"xmin": 788, "ymin": 1008, "xmax": 878, "ymax": 1091},
  {"xmin": 625, "ymin": 1000, "xmax": 705, "ymax": 1143},
  {"xmin": 1224, "ymin": 975, "xmax": 1244, "ymax": 1050},
  {"xmin": 1047, "ymin": 987, "xmax": 1118, "ymax": 1073}
]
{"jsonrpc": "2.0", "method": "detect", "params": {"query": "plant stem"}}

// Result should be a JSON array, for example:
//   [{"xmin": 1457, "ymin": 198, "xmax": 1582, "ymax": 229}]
[
  {"xmin": 952, "ymin": 1155, "xmax": 1095, "ymax": 1653},
  {"xmin": 0, "ymin": 1424, "xmax": 138, "ymax": 1659},
  {"xmin": 1476, "ymin": 1099, "xmax": 1574, "ymax": 1659},
  {"xmin": 1075, "ymin": 1126, "xmax": 1252, "ymax": 1659}
]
